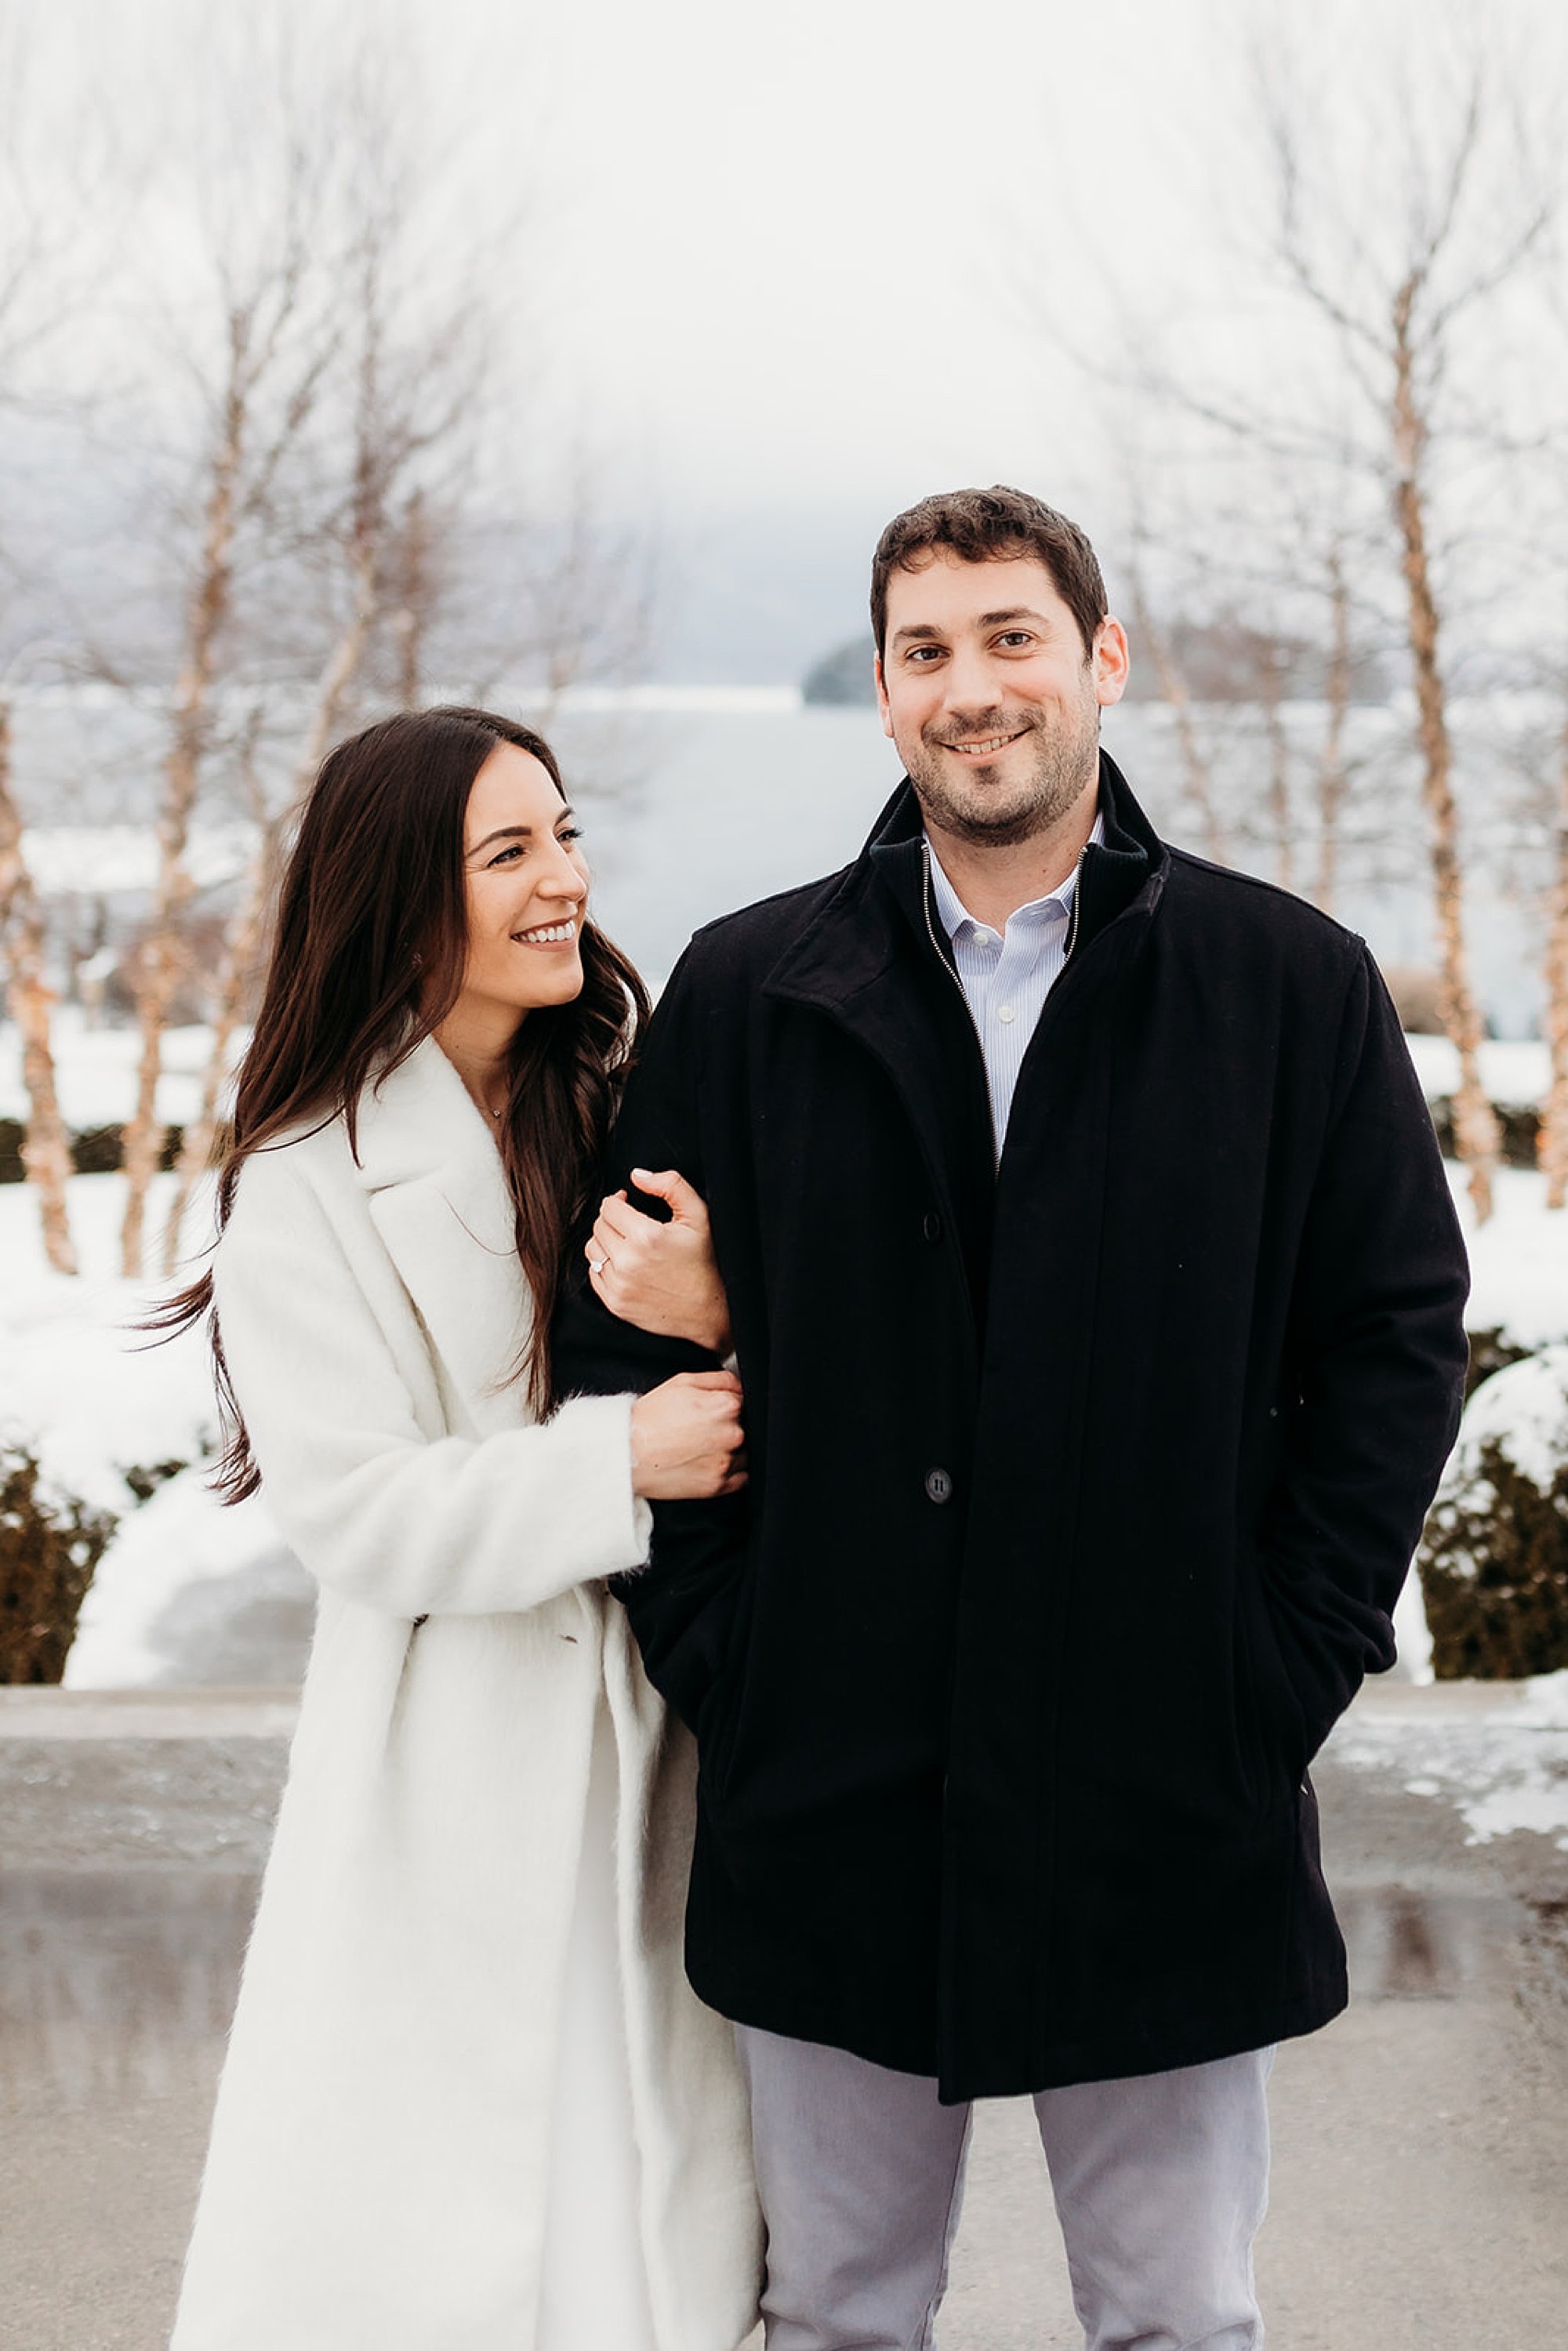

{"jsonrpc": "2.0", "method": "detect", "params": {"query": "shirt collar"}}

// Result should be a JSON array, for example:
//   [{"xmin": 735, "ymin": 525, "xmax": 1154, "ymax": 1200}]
[{"xmin": 926, "ymin": 807, "xmax": 1106, "ymax": 943}]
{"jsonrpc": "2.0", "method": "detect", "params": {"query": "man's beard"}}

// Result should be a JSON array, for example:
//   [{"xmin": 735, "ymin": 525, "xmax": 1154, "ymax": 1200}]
[{"xmin": 903, "ymin": 695, "xmax": 1100, "ymax": 848}]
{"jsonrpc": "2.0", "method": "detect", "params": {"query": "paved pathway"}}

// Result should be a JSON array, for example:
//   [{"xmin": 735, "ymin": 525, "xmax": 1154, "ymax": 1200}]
[{"xmin": 2, "ymin": 1683, "xmax": 1565, "ymax": 2349}]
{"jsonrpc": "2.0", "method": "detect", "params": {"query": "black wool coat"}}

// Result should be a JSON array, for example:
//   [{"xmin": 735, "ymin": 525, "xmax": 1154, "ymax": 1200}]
[{"xmin": 555, "ymin": 755, "xmax": 1470, "ymax": 2102}]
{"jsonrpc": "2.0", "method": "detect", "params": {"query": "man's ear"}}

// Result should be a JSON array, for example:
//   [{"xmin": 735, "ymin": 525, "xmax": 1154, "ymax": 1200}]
[
  {"xmin": 1093, "ymin": 618, "xmax": 1131, "ymax": 710},
  {"xmin": 875, "ymin": 652, "xmax": 895, "ymax": 740}
]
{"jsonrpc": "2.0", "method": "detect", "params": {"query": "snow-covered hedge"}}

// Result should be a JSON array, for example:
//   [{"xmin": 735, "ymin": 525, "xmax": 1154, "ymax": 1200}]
[
  {"xmin": 0, "ymin": 1447, "xmax": 118, "ymax": 1682},
  {"xmin": 1418, "ymin": 1346, "xmax": 1568, "ymax": 1680}
]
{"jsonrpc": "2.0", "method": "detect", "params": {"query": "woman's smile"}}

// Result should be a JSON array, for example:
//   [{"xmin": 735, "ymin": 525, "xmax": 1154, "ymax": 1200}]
[{"xmin": 512, "ymin": 916, "xmax": 579, "ymax": 948}]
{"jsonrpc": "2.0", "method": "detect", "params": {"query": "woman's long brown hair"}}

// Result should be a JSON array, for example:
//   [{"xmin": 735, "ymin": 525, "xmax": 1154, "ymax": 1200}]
[{"xmin": 158, "ymin": 706, "xmax": 650, "ymax": 1502}]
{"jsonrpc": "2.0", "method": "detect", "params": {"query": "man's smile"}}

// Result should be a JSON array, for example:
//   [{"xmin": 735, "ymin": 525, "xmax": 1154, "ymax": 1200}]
[{"xmin": 939, "ymin": 727, "xmax": 1031, "ymax": 760}]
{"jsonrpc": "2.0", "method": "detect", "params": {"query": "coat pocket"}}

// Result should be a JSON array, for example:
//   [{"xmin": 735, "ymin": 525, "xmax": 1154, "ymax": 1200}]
[{"xmin": 1236, "ymin": 1574, "xmax": 1310, "ymax": 1801}]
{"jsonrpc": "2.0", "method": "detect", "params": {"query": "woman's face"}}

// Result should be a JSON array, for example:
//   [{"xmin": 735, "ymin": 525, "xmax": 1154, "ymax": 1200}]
[{"xmin": 452, "ymin": 742, "xmax": 590, "ymax": 1023}]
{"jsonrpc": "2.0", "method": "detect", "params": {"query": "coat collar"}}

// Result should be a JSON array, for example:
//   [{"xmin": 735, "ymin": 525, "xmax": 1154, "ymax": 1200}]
[
  {"xmin": 350, "ymin": 1035, "xmax": 530, "ymax": 1435},
  {"xmin": 763, "ymin": 748, "xmax": 1167, "ymax": 1018},
  {"xmin": 756, "ymin": 753, "xmax": 1168, "ymax": 1339}
]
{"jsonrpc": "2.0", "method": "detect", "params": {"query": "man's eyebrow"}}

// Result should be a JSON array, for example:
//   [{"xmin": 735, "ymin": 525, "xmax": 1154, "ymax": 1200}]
[
  {"xmin": 891, "ymin": 607, "xmax": 1053, "ymax": 648},
  {"xmin": 466, "ymin": 809, "xmax": 575, "ymax": 855}
]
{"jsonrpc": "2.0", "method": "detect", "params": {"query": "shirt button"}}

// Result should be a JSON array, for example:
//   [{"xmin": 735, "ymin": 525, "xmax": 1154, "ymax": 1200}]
[
  {"xmin": 997, "ymin": 1005, "xmax": 1015, "ymax": 1023},
  {"xmin": 973, "ymin": 927, "xmax": 994, "ymax": 945},
  {"xmin": 924, "ymin": 1467, "xmax": 954, "ymax": 1505},
  {"xmin": 923, "ymin": 1211, "xmax": 942, "ymax": 1244}
]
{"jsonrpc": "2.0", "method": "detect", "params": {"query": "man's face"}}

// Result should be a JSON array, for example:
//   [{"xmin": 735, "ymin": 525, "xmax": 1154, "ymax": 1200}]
[{"xmin": 875, "ymin": 550, "xmax": 1128, "ymax": 847}]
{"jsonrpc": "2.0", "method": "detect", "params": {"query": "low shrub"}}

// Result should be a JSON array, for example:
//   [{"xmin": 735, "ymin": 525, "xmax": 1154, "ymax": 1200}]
[
  {"xmin": 65, "ymin": 1123, "xmax": 185, "ymax": 1177},
  {"xmin": 1466, "ymin": 1326, "xmax": 1534, "ymax": 1400},
  {"xmin": 1418, "ymin": 1346, "xmax": 1568, "ymax": 1680},
  {"xmin": 122, "ymin": 1457, "xmax": 190, "ymax": 1504},
  {"xmin": 1426, "ymin": 1097, "xmax": 1539, "ymax": 1169},
  {"xmin": 0, "ymin": 1448, "xmax": 118, "ymax": 1684},
  {"xmin": 69, "ymin": 1123, "xmax": 124, "ymax": 1176}
]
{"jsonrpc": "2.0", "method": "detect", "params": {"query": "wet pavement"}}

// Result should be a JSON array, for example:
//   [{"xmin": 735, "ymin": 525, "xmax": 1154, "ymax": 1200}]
[{"xmin": 2, "ymin": 1684, "xmax": 1566, "ymax": 2350}]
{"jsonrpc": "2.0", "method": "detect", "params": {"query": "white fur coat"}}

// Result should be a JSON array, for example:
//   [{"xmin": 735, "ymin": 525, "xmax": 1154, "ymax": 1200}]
[{"xmin": 169, "ymin": 1037, "xmax": 761, "ymax": 2351}]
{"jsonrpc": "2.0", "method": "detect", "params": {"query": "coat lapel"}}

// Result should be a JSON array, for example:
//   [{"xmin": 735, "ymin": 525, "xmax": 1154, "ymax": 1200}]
[
  {"xmin": 353, "ymin": 1037, "xmax": 531, "ymax": 1437},
  {"xmin": 760, "ymin": 835, "xmax": 996, "ymax": 1338}
]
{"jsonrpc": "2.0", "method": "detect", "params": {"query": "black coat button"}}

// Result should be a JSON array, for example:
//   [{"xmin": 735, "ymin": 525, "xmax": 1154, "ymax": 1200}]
[
  {"xmin": 924, "ymin": 1467, "xmax": 954, "ymax": 1504},
  {"xmin": 923, "ymin": 1212, "xmax": 943, "ymax": 1243}
]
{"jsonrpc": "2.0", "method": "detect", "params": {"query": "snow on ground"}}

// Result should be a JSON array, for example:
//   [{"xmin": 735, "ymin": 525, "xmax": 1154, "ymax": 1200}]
[
  {"xmin": 1406, "ymin": 1034, "xmax": 1549, "ymax": 1108},
  {"xmin": 0, "ymin": 1171, "xmax": 216, "ymax": 1512},
  {"xmin": 2, "ymin": 1021, "xmax": 1548, "ymax": 1152},
  {"xmin": 1445, "ymin": 1344, "xmax": 1568, "ymax": 1490},
  {"xmin": 65, "ymin": 1464, "xmax": 285, "ymax": 1688},
  {"xmin": 1447, "ymin": 1163, "xmax": 1568, "ymax": 1348},
  {"xmin": 0, "ymin": 1006, "xmax": 244, "ymax": 1130},
  {"xmin": 0, "ymin": 1168, "xmax": 285, "ymax": 1687},
  {"xmin": 1332, "ymin": 1672, "xmax": 1568, "ymax": 1849},
  {"xmin": 22, "ymin": 822, "xmax": 252, "ymax": 900}
]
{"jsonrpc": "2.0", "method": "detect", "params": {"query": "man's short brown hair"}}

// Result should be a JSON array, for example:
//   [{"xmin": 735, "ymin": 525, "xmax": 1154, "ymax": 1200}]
[{"xmin": 870, "ymin": 485, "xmax": 1107, "ymax": 660}]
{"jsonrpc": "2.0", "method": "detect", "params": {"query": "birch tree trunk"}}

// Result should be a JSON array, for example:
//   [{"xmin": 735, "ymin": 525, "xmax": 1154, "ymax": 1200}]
[
  {"xmin": 1538, "ymin": 695, "xmax": 1568, "ymax": 1210},
  {"xmin": 389, "ymin": 488, "xmax": 431, "ymax": 709},
  {"xmin": 1390, "ymin": 279, "xmax": 1499, "ymax": 1221},
  {"xmin": 0, "ymin": 702, "xmax": 77, "ymax": 1275},
  {"xmin": 1312, "ymin": 550, "xmax": 1352, "ymax": 916},
  {"xmin": 156, "ymin": 829, "xmax": 272, "ymax": 1272},
  {"xmin": 1260, "ymin": 639, "xmax": 1294, "ymax": 891},
  {"xmin": 160, "ymin": 577, "xmax": 378, "ymax": 1274},
  {"xmin": 1126, "ymin": 561, "xmax": 1230, "ymax": 866},
  {"xmin": 119, "ymin": 365, "xmax": 245, "ymax": 1276}
]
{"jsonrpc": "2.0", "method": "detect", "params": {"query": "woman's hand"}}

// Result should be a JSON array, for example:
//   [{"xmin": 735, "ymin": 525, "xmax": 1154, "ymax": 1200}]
[
  {"xmin": 586, "ymin": 1167, "xmax": 732, "ymax": 1355},
  {"xmin": 630, "ymin": 1370, "xmax": 746, "ymax": 1500}
]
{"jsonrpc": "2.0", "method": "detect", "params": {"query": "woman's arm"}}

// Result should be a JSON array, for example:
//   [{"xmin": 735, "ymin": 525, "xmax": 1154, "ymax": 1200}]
[
  {"xmin": 585, "ymin": 1166, "xmax": 732, "ymax": 1355},
  {"xmin": 214, "ymin": 1150, "xmax": 740, "ymax": 1620}
]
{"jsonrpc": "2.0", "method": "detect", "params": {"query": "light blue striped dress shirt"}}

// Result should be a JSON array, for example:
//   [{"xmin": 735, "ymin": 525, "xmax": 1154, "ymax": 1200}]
[{"xmin": 926, "ymin": 811, "xmax": 1105, "ymax": 1151}]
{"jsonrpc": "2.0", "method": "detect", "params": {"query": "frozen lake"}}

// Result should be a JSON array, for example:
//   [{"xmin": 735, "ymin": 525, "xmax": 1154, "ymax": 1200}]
[
  {"xmin": 554, "ymin": 699, "xmax": 1540, "ymax": 1026},
  {"xmin": 11, "ymin": 687, "xmax": 1553, "ymax": 1028}
]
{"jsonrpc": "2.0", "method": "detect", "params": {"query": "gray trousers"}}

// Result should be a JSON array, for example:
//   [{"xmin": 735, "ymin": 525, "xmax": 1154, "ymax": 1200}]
[{"xmin": 735, "ymin": 2026, "xmax": 1272, "ymax": 2351}]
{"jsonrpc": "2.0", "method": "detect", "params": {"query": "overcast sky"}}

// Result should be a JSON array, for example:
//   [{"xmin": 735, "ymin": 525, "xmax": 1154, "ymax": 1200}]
[
  {"xmin": 17, "ymin": 0, "xmax": 1563, "ymax": 677},
  {"xmin": 469, "ymin": 0, "xmax": 1248, "ymax": 510}
]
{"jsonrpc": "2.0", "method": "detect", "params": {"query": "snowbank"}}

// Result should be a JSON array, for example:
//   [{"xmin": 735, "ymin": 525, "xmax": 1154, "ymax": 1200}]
[
  {"xmin": 1331, "ymin": 1671, "xmax": 1568, "ymax": 1849},
  {"xmin": 0, "ymin": 1170, "xmax": 288, "ymax": 1687},
  {"xmin": 0, "ymin": 1173, "xmax": 216, "ymax": 1513},
  {"xmin": 1447, "ymin": 1344, "xmax": 1568, "ymax": 1494},
  {"xmin": 65, "ymin": 1466, "xmax": 285, "ymax": 1688}
]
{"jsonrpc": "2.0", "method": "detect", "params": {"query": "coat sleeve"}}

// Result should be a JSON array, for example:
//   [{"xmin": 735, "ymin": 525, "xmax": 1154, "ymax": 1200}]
[
  {"xmin": 213, "ymin": 1150, "xmax": 652, "ymax": 1618},
  {"xmin": 554, "ymin": 940, "xmax": 752, "ymax": 1731},
  {"xmin": 1257, "ymin": 942, "xmax": 1470, "ymax": 1762}
]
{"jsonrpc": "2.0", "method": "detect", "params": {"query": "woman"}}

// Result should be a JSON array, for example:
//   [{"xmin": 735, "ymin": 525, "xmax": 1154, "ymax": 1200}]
[{"xmin": 165, "ymin": 708, "xmax": 760, "ymax": 2351}]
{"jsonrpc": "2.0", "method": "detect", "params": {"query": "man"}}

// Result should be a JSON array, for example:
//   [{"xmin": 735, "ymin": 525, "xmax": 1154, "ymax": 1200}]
[{"xmin": 557, "ymin": 485, "xmax": 1468, "ymax": 2349}]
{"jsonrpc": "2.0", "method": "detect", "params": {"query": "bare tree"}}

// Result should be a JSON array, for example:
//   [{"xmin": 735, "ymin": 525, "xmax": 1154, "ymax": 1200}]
[
  {"xmin": 1310, "ymin": 540, "xmax": 1354, "ymax": 914},
  {"xmin": 1258, "ymin": 45, "xmax": 1568, "ymax": 1214},
  {"xmin": 1121, "ymin": 526, "xmax": 1231, "ymax": 867},
  {"xmin": 1122, "ymin": 46, "xmax": 1554, "ymax": 1214},
  {"xmin": 0, "ymin": 26, "xmax": 99, "ymax": 1277},
  {"xmin": 387, "ymin": 487, "xmax": 440, "ymax": 711},
  {"xmin": 1248, "ymin": 630, "xmax": 1295, "ymax": 893},
  {"xmin": 117, "ymin": 142, "xmax": 339, "ymax": 1275},
  {"xmin": 160, "ymin": 183, "xmax": 484, "ymax": 1270},
  {"xmin": 1540, "ymin": 693, "xmax": 1568, "ymax": 1206},
  {"xmin": 0, "ymin": 700, "xmax": 75, "ymax": 1272}
]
